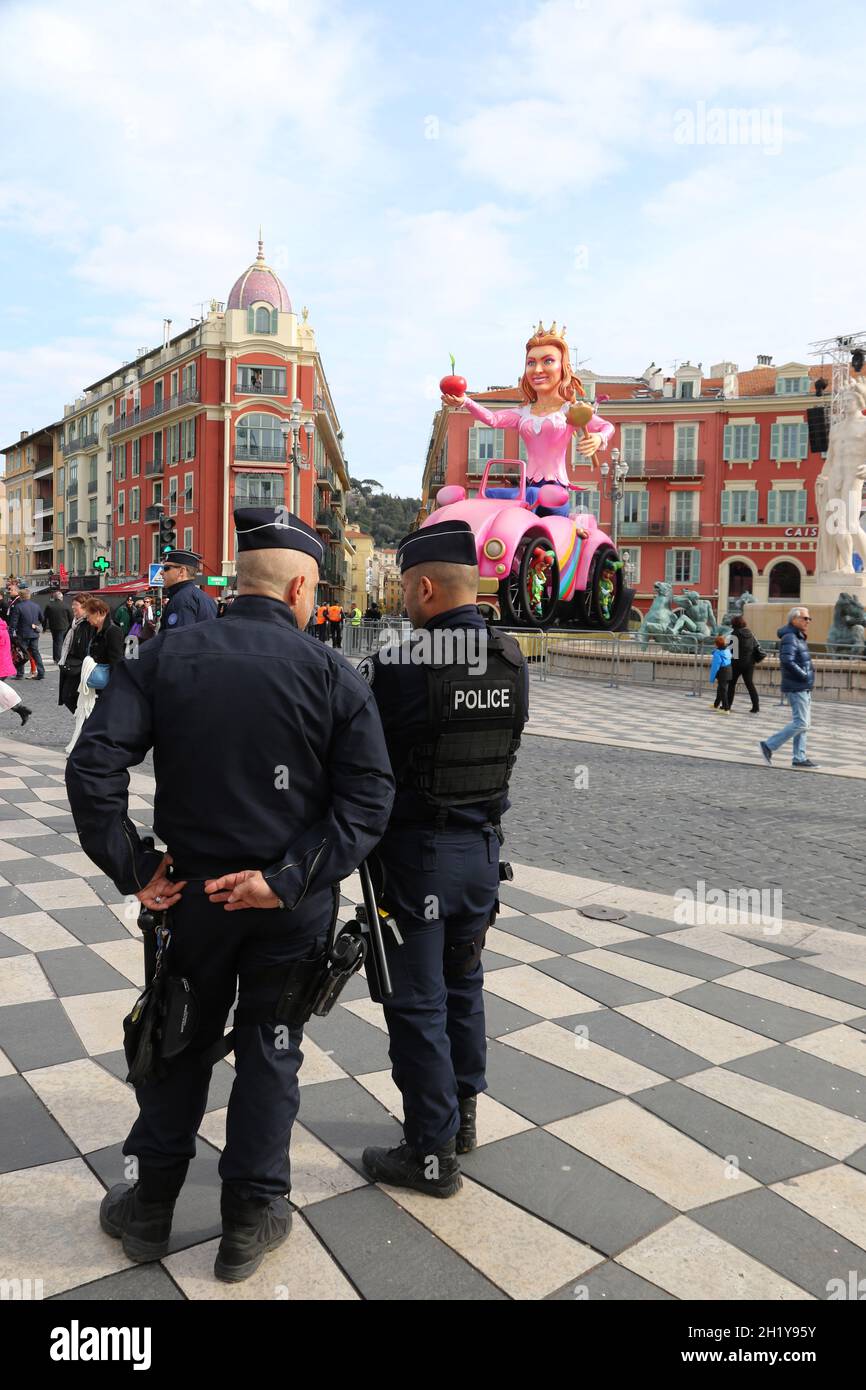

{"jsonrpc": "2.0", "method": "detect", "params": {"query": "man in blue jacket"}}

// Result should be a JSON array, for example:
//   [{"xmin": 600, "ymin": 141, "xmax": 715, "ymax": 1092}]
[{"xmin": 760, "ymin": 607, "xmax": 816, "ymax": 768}]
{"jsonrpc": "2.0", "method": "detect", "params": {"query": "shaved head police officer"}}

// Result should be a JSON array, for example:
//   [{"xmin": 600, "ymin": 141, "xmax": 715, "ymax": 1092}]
[
  {"xmin": 66, "ymin": 507, "xmax": 394, "ymax": 1281},
  {"xmin": 158, "ymin": 548, "xmax": 218, "ymax": 630},
  {"xmin": 360, "ymin": 519, "xmax": 528, "ymax": 1196}
]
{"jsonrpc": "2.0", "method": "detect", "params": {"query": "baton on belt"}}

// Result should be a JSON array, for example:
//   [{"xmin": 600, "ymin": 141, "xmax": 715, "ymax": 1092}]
[{"xmin": 357, "ymin": 860, "xmax": 395, "ymax": 999}]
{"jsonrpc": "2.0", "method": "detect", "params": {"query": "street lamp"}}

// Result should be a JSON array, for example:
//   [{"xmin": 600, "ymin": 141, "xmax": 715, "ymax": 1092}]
[
  {"xmin": 600, "ymin": 448, "xmax": 629, "ymax": 548},
  {"xmin": 281, "ymin": 399, "xmax": 314, "ymax": 514}
]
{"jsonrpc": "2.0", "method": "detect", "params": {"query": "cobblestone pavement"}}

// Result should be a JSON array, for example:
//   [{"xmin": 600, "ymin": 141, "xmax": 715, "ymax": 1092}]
[{"xmin": 2, "ymin": 735, "xmax": 866, "ymax": 1301}]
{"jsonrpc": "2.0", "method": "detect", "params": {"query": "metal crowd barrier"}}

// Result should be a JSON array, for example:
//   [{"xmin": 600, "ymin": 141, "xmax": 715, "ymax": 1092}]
[{"xmin": 340, "ymin": 619, "xmax": 412, "ymax": 657}]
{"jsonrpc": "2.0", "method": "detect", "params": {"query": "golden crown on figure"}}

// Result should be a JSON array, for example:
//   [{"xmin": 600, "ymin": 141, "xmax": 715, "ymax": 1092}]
[{"xmin": 530, "ymin": 320, "xmax": 567, "ymax": 341}]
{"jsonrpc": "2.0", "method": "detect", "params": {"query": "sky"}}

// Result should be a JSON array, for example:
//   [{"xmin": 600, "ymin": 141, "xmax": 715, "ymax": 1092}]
[{"xmin": 1, "ymin": 0, "xmax": 864, "ymax": 496}]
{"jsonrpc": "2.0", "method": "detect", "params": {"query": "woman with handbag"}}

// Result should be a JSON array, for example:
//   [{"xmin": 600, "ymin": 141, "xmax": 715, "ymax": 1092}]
[
  {"xmin": 58, "ymin": 595, "xmax": 93, "ymax": 714},
  {"xmin": 0, "ymin": 617, "xmax": 32, "ymax": 726},
  {"xmin": 65, "ymin": 598, "xmax": 125, "ymax": 753},
  {"xmin": 729, "ymin": 614, "xmax": 765, "ymax": 714}
]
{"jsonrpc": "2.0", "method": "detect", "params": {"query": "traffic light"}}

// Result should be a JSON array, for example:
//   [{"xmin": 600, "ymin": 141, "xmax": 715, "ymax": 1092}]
[{"xmin": 159, "ymin": 514, "xmax": 177, "ymax": 554}]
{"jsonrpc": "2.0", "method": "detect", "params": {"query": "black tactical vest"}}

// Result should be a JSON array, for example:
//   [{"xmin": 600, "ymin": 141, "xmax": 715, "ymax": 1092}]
[{"xmin": 399, "ymin": 628, "xmax": 526, "ymax": 811}]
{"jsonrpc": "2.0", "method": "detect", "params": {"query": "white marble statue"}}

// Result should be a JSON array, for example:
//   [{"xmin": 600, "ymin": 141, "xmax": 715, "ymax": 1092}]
[{"xmin": 815, "ymin": 377, "xmax": 866, "ymax": 574}]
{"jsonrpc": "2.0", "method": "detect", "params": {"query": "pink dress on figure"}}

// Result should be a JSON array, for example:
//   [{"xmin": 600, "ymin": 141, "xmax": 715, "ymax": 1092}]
[
  {"xmin": 0, "ymin": 620, "xmax": 21, "ymax": 713},
  {"xmin": 462, "ymin": 396, "xmax": 614, "ymax": 489}
]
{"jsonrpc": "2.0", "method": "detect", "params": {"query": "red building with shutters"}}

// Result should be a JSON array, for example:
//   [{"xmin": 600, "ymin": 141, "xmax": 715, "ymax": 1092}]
[
  {"xmin": 420, "ymin": 356, "xmax": 834, "ymax": 616},
  {"xmin": 83, "ymin": 239, "xmax": 351, "ymax": 599}
]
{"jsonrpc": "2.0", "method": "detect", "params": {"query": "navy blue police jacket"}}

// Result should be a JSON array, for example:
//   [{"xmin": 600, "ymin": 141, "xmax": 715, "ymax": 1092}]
[
  {"xmin": 159, "ymin": 579, "xmax": 218, "ymax": 631},
  {"xmin": 361, "ymin": 605, "xmax": 529, "ymax": 831},
  {"xmin": 65, "ymin": 595, "xmax": 396, "ymax": 904}
]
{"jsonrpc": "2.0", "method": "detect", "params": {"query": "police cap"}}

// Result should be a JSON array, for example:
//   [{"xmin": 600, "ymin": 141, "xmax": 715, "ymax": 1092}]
[
  {"xmin": 397, "ymin": 519, "xmax": 477, "ymax": 574},
  {"xmin": 162, "ymin": 549, "xmax": 202, "ymax": 569},
  {"xmin": 234, "ymin": 507, "xmax": 324, "ymax": 568}
]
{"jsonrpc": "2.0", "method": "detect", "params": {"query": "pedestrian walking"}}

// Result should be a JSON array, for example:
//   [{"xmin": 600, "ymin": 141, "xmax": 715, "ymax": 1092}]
[
  {"xmin": 8, "ymin": 589, "xmax": 45, "ymax": 681},
  {"xmin": 58, "ymin": 595, "xmax": 93, "ymax": 714},
  {"xmin": 159, "ymin": 550, "xmax": 218, "ymax": 630},
  {"xmin": 728, "ymin": 615, "xmax": 765, "ymax": 713},
  {"xmin": 0, "ymin": 619, "xmax": 31, "ymax": 726},
  {"xmin": 65, "ymin": 598, "xmax": 125, "ymax": 752},
  {"xmin": 358, "ymin": 519, "xmax": 528, "ymax": 1196},
  {"xmin": 328, "ymin": 602, "xmax": 344, "ymax": 649},
  {"xmin": 314, "ymin": 603, "xmax": 328, "ymax": 641},
  {"xmin": 65, "ymin": 507, "xmax": 394, "ymax": 1283},
  {"xmin": 709, "ymin": 634, "xmax": 733, "ymax": 712},
  {"xmin": 760, "ymin": 607, "xmax": 817, "ymax": 769},
  {"xmin": 114, "ymin": 596, "xmax": 136, "ymax": 639},
  {"xmin": 44, "ymin": 591, "xmax": 71, "ymax": 664}
]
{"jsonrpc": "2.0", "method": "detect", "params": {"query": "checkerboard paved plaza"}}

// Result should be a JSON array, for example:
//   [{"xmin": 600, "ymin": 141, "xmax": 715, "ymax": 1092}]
[{"xmin": 2, "ymin": 713, "xmax": 866, "ymax": 1302}]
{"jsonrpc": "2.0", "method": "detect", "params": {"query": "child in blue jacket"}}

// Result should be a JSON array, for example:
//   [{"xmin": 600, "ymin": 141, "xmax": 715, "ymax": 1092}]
[{"xmin": 709, "ymin": 635, "xmax": 732, "ymax": 711}]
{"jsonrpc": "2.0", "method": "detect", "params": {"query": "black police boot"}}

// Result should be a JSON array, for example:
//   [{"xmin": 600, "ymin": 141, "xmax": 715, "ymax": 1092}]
[
  {"xmin": 99, "ymin": 1183, "xmax": 176, "ymax": 1262},
  {"xmin": 214, "ymin": 1190, "xmax": 293, "ymax": 1283},
  {"xmin": 456, "ymin": 1096, "xmax": 478, "ymax": 1155},
  {"xmin": 361, "ymin": 1137, "xmax": 462, "ymax": 1197}
]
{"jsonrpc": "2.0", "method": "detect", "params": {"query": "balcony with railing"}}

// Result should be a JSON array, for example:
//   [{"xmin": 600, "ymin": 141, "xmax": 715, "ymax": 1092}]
[
  {"xmin": 621, "ymin": 458, "xmax": 705, "ymax": 479},
  {"xmin": 146, "ymin": 458, "xmax": 164, "ymax": 476},
  {"xmin": 67, "ymin": 518, "xmax": 83, "ymax": 536},
  {"xmin": 619, "ymin": 513, "xmax": 702, "ymax": 540},
  {"xmin": 234, "ymin": 444, "xmax": 286, "ymax": 463},
  {"xmin": 145, "ymin": 505, "xmax": 164, "ymax": 523},
  {"xmin": 87, "ymin": 520, "xmax": 98, "ymax": 534},
  {"xmin": 62, "ymin": 431, "xmax": 99, "ymax": 455},
  {"xmin": 107, "ymin": 387, "xmax": 200, "ymax": 438},
  {"xmin": 66, "ymin": 481, "xmax": 80, "ymax": 498},
  {"xmin": 316, "ymin": 468, "xmax": 336, "ymax": 490},
  {"xmin": 87, "ymin": 478, "xmax": 98, "ymax": 494},
  {"xmin": 33, "ymin": 529, "xmax": 54, "ymax": 548}
]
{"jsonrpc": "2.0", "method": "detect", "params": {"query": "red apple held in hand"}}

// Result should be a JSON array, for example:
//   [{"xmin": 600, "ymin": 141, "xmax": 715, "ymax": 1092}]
[{"xmin": 440, "ymin": 353, "xmax": 467, "ymax": 398}]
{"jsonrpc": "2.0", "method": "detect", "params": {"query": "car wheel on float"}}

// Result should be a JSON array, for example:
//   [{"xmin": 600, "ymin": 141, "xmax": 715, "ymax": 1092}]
[
  {"xmin": 498, "ymin": 533, "xmax": 560, "ymax": 629},
  {"xmin": 583, "ymin": 542, "xmax": 623, "ymax": 627}
]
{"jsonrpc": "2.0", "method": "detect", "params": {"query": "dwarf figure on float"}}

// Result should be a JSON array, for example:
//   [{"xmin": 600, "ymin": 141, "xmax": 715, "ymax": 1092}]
[{"xmin": 440, "ymin": 321, "xmax": 615, "ymax": 522}]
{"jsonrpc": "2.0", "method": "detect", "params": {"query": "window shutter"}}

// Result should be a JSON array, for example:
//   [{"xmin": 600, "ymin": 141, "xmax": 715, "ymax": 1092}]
[
  {"xmin": 691, "ymin": 549, "xmax": 701, "ymax": 583},
  {"xmin": 770, "ymin": 424, "xmax": 780, "ymax": 460},
  {"xmin": 247, "ymin": 308, "xmax": 254, "ymax": 333},
  {"xmin": 798, "ymin": 423, "xmax": 808, "ymax": 460},
  {"xmin": 750, "ymin": 424, "xmax": 760, "ymax": 459},
  {"xmin": 796, "ymin": 489, "xmax": 807, "ymax": 523},
  {"xmin": 748, "ymin": 490, "xmax": 759, "ymax": 524},
  {"xmin": 664, "ymin": 550, "xmax": 675, "ymax": 583},
  {"xmin": 721, "ymin": 491, "xmax": 731, "ymax": 524},
  {"xmin": 767, "ymin": 490, "xmax": 778, "ymax": 524},
  {"xmin": 775, "ymin": 378, "xmax": 784, "ymax": 395},
  {"xmin": 723, "ymin": 425, "xmax": 732, "ymax": 461},
  {"xmin": 494, "ymin": 429, "xmax": 505, "ymax": 458},
  {"xmin": 189, "ymin": 417, "xmax": 195, "ymax": 457},
  {"xmin": 518, "ymin": 437, "xmax": 528, "ymax": 462},
  {"xmin": 271, "ymin": 309, "xmax": 278, "ymax": 334},
  {"xmin": 468, "ymin": 429, "xmax": 478, "ymax": 463},
  {"xmin": 639, "ymin": 491, "xmax": 649, "ymax": 524}
]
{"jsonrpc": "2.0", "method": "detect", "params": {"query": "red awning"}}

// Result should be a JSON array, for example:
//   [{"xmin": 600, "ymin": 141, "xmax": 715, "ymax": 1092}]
[{"xmin": 94, "ymin": 578, "xmax": 154, "ymax": 594}]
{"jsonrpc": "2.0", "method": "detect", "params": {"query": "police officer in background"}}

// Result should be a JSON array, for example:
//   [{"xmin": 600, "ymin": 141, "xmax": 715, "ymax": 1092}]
[
  {"xmin": 158, "ymin": 548, "xmax": 218, "ymax": 630},
  {"xmin": 66, "ymin": 508, "xmax": 394, "ymax": 1281},
  {"xmin": 360, "ymin": 519, "xmax": 527, "ymax": 1197}
]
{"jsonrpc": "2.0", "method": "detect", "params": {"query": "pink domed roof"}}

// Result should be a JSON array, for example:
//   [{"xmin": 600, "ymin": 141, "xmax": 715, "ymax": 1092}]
[{"xmin": 227, "ymin": 236, "xmax": 292, "ymax": 313}]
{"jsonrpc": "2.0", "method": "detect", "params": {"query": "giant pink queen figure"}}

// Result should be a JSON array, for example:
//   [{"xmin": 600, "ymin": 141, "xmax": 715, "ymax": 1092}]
[{"xmin": 441, "ymin": 322, "xmax": 614, "ymax": 507}]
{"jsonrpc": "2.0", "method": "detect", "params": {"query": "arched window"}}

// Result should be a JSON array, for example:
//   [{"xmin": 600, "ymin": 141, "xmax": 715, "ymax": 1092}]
[
  {"xmin": 247, "ymin": 304, "xmax": 278, "ymax": 334},
  {"xmin": 728, "ymin": 561, "xmax": 754, "ymax": 599},
  {"xmin": 768, "ymin": 561, "xmax": 801, "ymax": 600},
  {"xmin": 235, "ymin": 412, "xmax": 285, "ymax": 463}
]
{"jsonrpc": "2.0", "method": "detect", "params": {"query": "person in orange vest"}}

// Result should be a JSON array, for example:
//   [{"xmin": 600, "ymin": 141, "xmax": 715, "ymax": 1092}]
[
  {"xmin": 328, "ymin": 602, "xmax": 344, "ymax": 649},
  {"xmin": 315, "ymin": 603, "xmax": 328, "ymax": 641}
]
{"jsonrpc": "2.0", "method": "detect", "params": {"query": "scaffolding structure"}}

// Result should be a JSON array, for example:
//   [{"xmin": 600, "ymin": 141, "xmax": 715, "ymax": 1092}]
[{"xmin": 809, "ymin": 330, "xmax": 866, "ymax": 426}]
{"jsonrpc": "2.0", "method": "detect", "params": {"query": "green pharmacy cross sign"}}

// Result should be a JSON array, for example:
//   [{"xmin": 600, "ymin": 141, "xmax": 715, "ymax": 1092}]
[{"xmin": 93, "ymin": 556, "xmax": 110, "ymax": 574}]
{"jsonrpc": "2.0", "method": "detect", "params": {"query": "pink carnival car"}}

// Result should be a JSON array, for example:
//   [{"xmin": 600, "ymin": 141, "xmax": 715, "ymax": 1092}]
[{"xmin": 423, "ymin": 459, "xmax": 633, "ymax": 630}]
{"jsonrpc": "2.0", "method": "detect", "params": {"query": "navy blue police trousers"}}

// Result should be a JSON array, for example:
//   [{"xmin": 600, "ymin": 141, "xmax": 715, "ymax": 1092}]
[
  {"xmin": 371, "ymin": 824, "xmax": 500, "ymax": 1154},
  {"xmin": 124, "ymin": 883, "xmax": 333, "ymax": 1202}
]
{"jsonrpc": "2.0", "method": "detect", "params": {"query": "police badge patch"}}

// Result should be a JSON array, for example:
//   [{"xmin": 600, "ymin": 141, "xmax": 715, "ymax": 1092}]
[{"xmin": 357, "ymin": 656, "xmax": 375, "ymax": 686}]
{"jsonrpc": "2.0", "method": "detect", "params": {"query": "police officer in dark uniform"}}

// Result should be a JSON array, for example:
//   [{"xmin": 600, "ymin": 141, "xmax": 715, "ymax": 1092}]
[
  {"xmin": 360, "ymin": 519, "xmax": 528, "ymax": 1196},
  {"xmin": 66, "ymin": 508, "xmax": 395, "ymax": 1281},
  {"xmin": 158, "ymin": 548, "xmax": 218, "ymax": 630}
]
